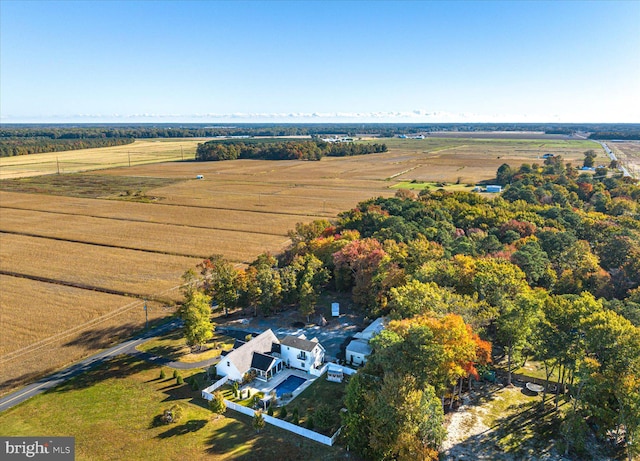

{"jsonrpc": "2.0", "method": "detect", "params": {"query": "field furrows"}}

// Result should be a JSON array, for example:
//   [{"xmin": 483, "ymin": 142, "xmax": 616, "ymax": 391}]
[
  {"xmin": 0, "ymin": 208, "xmax": 289, "ymax": 261},
  {"xmin": 0, "ymin": 205, "xmax": 288, "ymax": 237},
  {"xmin": 0, "ymin": 233, "xmax": 199, "ymax": 300},
  {"xmin": 0, "ymin": 275, "xmax": 170, "ymax": 393}
]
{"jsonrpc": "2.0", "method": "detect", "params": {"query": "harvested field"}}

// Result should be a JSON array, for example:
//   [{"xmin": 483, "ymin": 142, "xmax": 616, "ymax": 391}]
[
  {"xmin": 0, "ymin": 138, "xmax": 205, "ymax": 179},
  {"xmin": 607, "ymin": 141, "xmax": 640, "ymax": 179},
  {"xmin": 0, "ymin": 207, "xmax": 288, "ymax": 262},
  {"xmin": 0, "ymin": 191, "xmax": 314, "ymax": 235},
  {"xmin": 0, "ymin": 233, "xmax": 199, "ymax": 301},
  {"xmin": 0, "ymin": 275, "xmax": 168, "ymax": 394},
  {"xmin": 0, "ymin": 137, "xmax": 605, "ymax": 395}
]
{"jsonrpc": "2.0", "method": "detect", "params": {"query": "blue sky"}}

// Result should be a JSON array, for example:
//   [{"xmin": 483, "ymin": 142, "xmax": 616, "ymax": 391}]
[{"xmin": 1, "ymin": 1, "xmax": 639, "ymax": 123}]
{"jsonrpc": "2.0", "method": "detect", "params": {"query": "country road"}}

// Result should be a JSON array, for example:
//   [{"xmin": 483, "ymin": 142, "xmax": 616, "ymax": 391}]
[
  {"xmin": 598, "ymin": 141, "xmax": 632, "ymax": 177},
  {"xmin": 0, "ymin": 318, "xmax": 182, "ymax": 413}
]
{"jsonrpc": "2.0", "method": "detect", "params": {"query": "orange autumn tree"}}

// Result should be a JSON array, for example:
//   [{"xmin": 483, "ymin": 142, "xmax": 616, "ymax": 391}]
[{"xmin": 370, "ymin": 313, "xmax": 491, "ymax": 404}]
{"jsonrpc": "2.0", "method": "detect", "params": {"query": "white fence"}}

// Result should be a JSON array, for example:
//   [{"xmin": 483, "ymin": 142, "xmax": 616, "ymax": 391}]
[
  {"xmin": 310, "ymin": 363, "xmax": 328, "ymax": 377},
  {"xmin": 224, "ymin": 399, "xmax": 340, "ymax": 446},
  {"xmin": 201, "ymin": 376, "xmax": 229, "ymax": 401}
]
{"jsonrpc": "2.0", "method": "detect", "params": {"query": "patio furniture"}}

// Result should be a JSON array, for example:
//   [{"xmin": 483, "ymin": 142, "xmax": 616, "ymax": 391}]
[{"xmin": 526, "ymin": 382, "xmax": 544, "ymax": 393}]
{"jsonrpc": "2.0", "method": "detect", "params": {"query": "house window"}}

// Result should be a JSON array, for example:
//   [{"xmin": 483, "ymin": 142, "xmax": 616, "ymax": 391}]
[
  {"xmin": 301, "ymin": 362, "xmax": 305, "ymax": 368},
  {"xmin": 227, "ymin": 361, "xmax": 230, "ymax": 367}
]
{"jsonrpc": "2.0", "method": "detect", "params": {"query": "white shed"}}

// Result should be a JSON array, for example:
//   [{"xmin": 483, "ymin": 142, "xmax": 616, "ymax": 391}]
[{"xmin": 331, "ymin": 303, "xmax": 340, "ymax": 317}]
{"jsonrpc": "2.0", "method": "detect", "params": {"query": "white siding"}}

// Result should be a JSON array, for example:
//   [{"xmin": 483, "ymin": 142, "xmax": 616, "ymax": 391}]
[{"xmin": 215, "ymin": 359, "xmax": 243, "ymax": 382}]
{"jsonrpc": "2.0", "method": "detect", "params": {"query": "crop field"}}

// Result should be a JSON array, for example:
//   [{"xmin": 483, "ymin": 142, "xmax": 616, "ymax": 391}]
[
  {"xmin": 0, "ymin": 233, "xmax": 199, "ymax": 300},
  {"xmin": 0, "ymin": 136, "xmax": 602, "ymax": 395},
  {"xmin": 0, "ymin": 275, "xmax": 169, "ymax": 393},
  {"xmin": 0, "ymin": 138, "xmax": 205, "ymax": 179},
  {"xmin": 607, "ymin": 141, "xmax": 640, "ymax": 178}
]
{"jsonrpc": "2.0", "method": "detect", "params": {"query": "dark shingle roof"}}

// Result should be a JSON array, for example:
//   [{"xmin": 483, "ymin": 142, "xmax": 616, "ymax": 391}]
[
  {"xmin": 251, "ymin": 352, "xmax": 277, "ymax": 372},
  {"xmin": 222, "ymin": 329, "xmax": 279, "ymax": 375},
  {"xmin": 280, "ymin": 335, "xmax": 321, "ymax": 352}
]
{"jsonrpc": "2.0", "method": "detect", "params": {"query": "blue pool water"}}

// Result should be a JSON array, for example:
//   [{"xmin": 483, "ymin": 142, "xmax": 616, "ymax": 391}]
[{"xmin": 273, "ymin": 375, "xmax": 306, "ymax": 397}]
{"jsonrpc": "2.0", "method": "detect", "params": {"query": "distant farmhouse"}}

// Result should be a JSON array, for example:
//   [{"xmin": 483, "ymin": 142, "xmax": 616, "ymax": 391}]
[
  {"xmin": 216, "ymin": 329, "xmax": 325, "ymax": 382},
  {"xmin": 345, "ymin": 317, "xmax": 386, "ymax": 366},
  {"xmin": 320, "ymin": 136, "xmax": 353, "ymax": 143}
]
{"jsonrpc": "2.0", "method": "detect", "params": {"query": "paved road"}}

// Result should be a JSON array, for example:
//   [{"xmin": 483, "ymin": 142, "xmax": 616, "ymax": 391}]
[
  {"xmin": 0, "ymin": 318, "xmax": 182, "ymax": 413},
  {"xmin": 599, "ymin": 141, "xmax": 632, "ymax": 177}
]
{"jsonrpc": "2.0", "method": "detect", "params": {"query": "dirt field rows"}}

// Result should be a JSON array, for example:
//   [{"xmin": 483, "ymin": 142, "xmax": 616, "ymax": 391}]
[
  {"xmin": 607, "ymin": 141, "xmax": 640, "ymax": 179},
  {"xmin": 0, "ymin": 136, "xmax": 602, "ymax": 395}
]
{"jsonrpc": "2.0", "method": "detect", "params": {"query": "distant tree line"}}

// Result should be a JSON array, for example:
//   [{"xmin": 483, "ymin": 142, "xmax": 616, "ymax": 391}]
[
  {"xmin": 195, "ymin": 140, "xmax": 387, "ymax": 161},
  {"xmin": 588, "ymin": 131, "xmax": 640, "ymax": 140},
  {"xmin": 3, "ymin": 122, "xmax": 639, "ymax": 141},
  {"xmin": 0, "ymin": 137, "xmax": 134, "ymax": 157},
  {"xmin": 2, "ymin": 123, "xmax": 639, "ymax": 157}
]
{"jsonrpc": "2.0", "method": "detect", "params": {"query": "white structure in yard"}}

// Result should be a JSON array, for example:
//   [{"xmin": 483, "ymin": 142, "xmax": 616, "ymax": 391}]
[
  {"xmin": 331, "ymin": 302, "xmax": 340, "ymax": 317},
  {"xmin": 345, "ymin": 317, "xmax": 386, "ymax": 366},
  {"xmin": 215, "ymin": 329, "xmax": 325, "ymax": 382}
]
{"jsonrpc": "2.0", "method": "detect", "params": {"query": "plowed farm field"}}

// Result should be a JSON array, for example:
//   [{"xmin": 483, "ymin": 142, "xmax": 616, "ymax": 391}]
[{"xmin": 0, "ymin": 136, "xmax": 601, "ymax": 394}]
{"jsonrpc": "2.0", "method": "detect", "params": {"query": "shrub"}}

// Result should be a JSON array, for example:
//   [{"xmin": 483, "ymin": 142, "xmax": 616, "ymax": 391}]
[
  {"xmin": 313, "ymin": 404, "xmax": 333, "ymax": 431},
  {"xmin": 253, "ymin": 411, "xmax": 266, "ymax": 433},
  {"xmin": 267, "ymin": 406, "xmax": 273, "ymax": 416},
  {"xmin": 159, "ymin": 369, "xmax": 166, "ymax": 379},
  {"xmin": 292, "ymin": 407, "xmax": 299, "ymax": 425},
  {"xmin": 279, "ymin": 406, "xmax": 288, "ymax": 419},
  {"xmin": 173, "ymin": 369, "xmax": 179, "ymax": 379},
  {"xmin": 176, "ymin": 375, "xmax": 184, "ymax": 385},
  {"xmin": 156, "ymin": 404, "xmax": 184, "ymax": 425},
  {"xmin": 306, "ymin": 414, "xmax": 314, "ymax": 430},
  {"xmin": 208, "ymin": 391, "xmax": 226, "ymax": 415}
]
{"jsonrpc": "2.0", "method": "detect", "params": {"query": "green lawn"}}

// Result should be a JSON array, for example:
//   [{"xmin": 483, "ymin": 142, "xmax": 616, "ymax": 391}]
[
  {"xmin": 277, "ymin": 373, "xmax": 347, "ymax": 436},
  {"xmin": 136, "ymin": 330, "xmax": 235, "ymax": 364},
  {"xmin": 0, "ymin": 356, "xmax": 346, "ymax": 461}
]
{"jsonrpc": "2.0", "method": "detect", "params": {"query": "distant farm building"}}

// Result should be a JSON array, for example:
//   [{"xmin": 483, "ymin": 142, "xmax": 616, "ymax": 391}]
[{"xmin": 486, "ymin": 185, "xmax": 503, "ymax": 193}]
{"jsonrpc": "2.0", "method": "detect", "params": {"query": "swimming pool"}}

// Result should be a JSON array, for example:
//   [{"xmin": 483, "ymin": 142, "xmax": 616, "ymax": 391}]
[{"xmin": 273, "ymin": 375, "xmax": 306, "ymax": 397}]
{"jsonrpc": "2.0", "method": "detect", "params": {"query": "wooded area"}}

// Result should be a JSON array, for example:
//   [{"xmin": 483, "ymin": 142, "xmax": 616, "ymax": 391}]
[
  {"xmin": 182, "ymin": 156, "xmax": 640, "ymax": 460},
  {"xmin": 195, "ymin": 140, "xmax": 387, "ymax": 161}
]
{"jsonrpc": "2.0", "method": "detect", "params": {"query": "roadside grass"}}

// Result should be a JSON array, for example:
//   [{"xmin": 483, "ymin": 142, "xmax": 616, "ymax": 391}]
[
  {"xmin": 136, "ymin": 330, "xmax": 235, "ymax": 364},
  {"xmin": 0, "ymin": 355, "xmax": 346, "ymax": 461}
]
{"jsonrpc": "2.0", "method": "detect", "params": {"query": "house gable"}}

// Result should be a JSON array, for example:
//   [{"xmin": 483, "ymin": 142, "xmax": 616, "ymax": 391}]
[{"xmin": 215, "ymin": 329, "xmax": 279, "ymax": 379}]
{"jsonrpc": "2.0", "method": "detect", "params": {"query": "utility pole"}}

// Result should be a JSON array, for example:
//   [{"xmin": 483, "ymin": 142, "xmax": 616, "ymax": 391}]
[
  {"xmin": 56, "ymin": 157, "xmax": 60, "ymax": 175},
  {"xmin": 144, "ymin": 299, "xmax": 148, "ymax": 329},
  {"xmin": 181, "ymin": 145, "xmax": 184, "ymax": 161},
  {"xmin": 128, "ymin": 151, "xmax": 131, "ymax": 167}
]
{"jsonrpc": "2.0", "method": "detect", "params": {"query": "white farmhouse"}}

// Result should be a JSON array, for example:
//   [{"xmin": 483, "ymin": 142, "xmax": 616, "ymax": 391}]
[
  {"xmin": 215, "ymin": 329, "xmax": 283, "ymax": 382},
  {"xmin": 215, "ymin": 329, "xmax": 326, "ymax": 382},
  {"xmin": 279, "ymin": 334, "xmax": 325, "ymax": 373}
]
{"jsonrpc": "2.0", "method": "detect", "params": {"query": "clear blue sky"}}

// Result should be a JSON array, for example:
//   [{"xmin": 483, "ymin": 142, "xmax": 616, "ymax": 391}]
[{"xmin": 1, "ymin": 0, "xmax": 639, "ymax": 123}]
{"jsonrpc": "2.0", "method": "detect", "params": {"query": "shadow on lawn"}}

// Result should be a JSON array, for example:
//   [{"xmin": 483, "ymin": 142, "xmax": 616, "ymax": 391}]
[
  {"xmin": 156, "ymin": 419, "xmax": 208, "ymax": 439},
  {"xmin": 63, "ymin": 324, "xmax": 138, "ymax": 350},
  {"xmin": 48, "ymin": 355, "xmax": 152, "ymax": 393}
]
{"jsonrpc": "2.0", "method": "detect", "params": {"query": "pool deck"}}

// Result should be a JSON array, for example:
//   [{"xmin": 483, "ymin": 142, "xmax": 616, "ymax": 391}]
[{"xmin": 241, "ymin": 368, "xmax": 316, "ymax": 405}]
